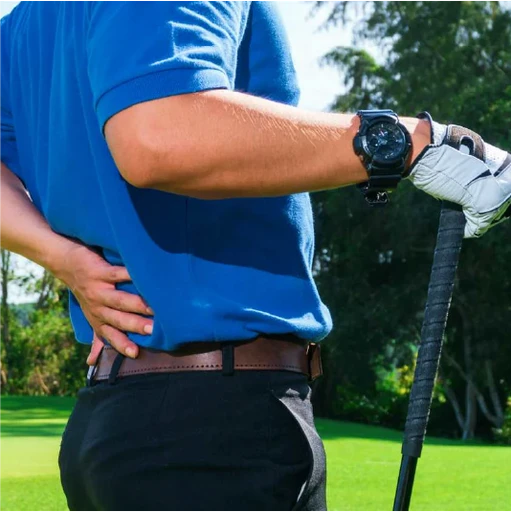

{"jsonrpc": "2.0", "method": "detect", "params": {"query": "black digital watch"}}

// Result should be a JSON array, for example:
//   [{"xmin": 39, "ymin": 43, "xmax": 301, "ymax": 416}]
[{"xmin": 353, "ymin": 109, "xmax": 412, "ymax": 206}]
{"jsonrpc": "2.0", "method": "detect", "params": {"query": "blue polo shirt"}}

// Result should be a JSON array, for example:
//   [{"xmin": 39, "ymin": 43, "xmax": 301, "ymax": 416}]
[{"xmin": 1, "ymin": 1, "xmax": 332, "ymax": 350}]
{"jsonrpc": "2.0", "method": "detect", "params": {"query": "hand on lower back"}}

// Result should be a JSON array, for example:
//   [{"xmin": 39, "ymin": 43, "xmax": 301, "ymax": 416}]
[{"xmin": 56, "ymin": 243, "xmax": 153, "ymax": 364}]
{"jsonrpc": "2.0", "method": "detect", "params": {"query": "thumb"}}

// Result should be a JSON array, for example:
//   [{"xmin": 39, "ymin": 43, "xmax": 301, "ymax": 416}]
[{"xmin": 87, "ymin": 333, "xmax": 105, "ymax": 366}]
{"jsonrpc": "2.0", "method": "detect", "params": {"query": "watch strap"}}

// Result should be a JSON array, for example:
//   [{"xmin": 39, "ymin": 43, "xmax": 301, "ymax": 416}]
[
  {"xmin": 355, "ymin": 109, "xmax": 409, "ymax": 206},
  {"xmin": 357, "ymin": 109, "xmax": 396, "ymax": 121}
]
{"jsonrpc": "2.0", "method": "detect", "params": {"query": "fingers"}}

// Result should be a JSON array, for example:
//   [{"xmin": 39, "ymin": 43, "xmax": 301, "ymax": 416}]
[
  {"xmin": 97, "ymin": 265, "xmax": 132, "ymax": 283},
  {"xmin": 99, "ymin": 308, "xmax": 153, "ymax": 336},
  {"xmin": 100, "ymin": 289, "xmax": 154, "ymax": 315},
  {"xmin": 99, "ymin": 325, "xmax": 140, "ymax": 359},
  {"xmin": 87, "ymin": 329, "xmax": 140, "ymax": 363},
  {"xmin": 86, "ymin": 333, "xmax": 105, "ymax": 365}
]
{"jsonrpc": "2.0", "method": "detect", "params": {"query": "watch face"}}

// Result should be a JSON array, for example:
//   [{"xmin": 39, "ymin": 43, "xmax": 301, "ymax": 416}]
[{"xmin": 366, "ymin": 122, "xmax": 407, "ymax": 161}]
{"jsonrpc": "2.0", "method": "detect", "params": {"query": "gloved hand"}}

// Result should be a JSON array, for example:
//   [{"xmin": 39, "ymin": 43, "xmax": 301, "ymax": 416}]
[{"xmin": 407, "ymin": 112, "xmax": 511, "ymax": 238}]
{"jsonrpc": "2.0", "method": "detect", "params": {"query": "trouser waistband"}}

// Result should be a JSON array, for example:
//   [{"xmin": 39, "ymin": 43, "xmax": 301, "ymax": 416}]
[{"xmin": 87, "ymin": 335, "xmax": 323, "ymax": 386}]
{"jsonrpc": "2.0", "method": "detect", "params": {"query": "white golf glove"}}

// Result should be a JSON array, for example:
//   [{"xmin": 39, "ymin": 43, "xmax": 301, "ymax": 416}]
[{"xmin": 407, "ymin": 112, "xmax": 511, "ymax": 238}]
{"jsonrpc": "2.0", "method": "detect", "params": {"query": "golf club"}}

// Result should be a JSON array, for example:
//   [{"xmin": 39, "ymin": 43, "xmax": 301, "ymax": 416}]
[{"xmin": 393, "ymin": 201, "xmax": 466, "ymax": 511}]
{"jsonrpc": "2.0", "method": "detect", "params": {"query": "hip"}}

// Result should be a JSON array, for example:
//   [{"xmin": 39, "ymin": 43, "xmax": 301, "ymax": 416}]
[{"xmin": 59, "ymin": 370, "xmax": 327, "ymax": 510}]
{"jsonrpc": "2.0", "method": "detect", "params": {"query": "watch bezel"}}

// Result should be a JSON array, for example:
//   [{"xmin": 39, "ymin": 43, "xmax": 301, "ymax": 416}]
[{"xmin": 359, "ymin": 118, "xmax": 412, "ymax": 167}]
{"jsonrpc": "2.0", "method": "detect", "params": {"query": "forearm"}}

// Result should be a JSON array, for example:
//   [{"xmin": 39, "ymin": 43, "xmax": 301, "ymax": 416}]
[
  {"xmin": 1, "ymin": 163, "xmax": 79, "ymax": 279},
  {"xmin": 106, "ymin": 90, "xmax": 431, "ymax": 199}
]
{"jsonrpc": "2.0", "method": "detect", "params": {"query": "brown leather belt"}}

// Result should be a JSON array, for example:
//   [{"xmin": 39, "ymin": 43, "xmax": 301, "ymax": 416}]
[{"xmin": 87, "ymin": 336, "xmax": 323, "ymax": 384}]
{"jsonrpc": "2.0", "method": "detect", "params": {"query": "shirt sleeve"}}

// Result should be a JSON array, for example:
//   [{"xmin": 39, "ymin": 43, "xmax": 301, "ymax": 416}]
[
  {"xmin": 87, "ymin": 1, "xmax": 251, "ymax": 131},
  {"xmin": 1, "ymin": 15, "xmax": 25, "ymax": 186}
]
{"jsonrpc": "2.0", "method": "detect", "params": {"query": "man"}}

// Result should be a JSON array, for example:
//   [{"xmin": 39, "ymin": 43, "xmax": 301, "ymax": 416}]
[{"xmin": 1, "ymin": 2, "xmax": 509, "ymax": 511}]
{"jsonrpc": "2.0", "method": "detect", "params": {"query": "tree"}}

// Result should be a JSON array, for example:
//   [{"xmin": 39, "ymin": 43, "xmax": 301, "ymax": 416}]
[
  {"xmin": 1, "ymin": 249, "xmax": 13, "ymax": 386},
  {"xmin": 1, "ymin": 253, "xmax": 89, "ymax": 396},
  {"xmin": 24, "ymin": 282, "xmax": 88, "ymax": 395},
  {"xmin": 311, "ymin": 1, "xmax": 511, "ymax": 440}
]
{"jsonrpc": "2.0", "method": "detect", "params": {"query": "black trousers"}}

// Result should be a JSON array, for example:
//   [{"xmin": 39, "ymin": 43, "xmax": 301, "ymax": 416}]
[{"xmin": 58, "ymin": 367, "xmax": 327, "ymax": 511}]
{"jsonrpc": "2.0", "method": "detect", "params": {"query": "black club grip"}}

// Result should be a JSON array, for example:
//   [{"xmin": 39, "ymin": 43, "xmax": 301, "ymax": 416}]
[{"xmin": 402, "ymin": 202, "xmax": 465, "ymax": 458}]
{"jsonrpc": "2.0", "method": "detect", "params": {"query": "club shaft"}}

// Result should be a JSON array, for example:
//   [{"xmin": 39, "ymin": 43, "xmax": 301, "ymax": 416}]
[{"xmin": 393, "ymin": 455, "xmax": 418, "ymax": 511}]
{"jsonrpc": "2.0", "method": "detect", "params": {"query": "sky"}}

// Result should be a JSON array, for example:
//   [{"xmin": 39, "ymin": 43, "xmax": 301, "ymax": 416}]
[
  {"xmin": 276, "ymin": 2, "xmax": 350, "ymax": 110},
  {"xmin": 0, "ymin": 1, "xmax": 351, "ymax": 303}
]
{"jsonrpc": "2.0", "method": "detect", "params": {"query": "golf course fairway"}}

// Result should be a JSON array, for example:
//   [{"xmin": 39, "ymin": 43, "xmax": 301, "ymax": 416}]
[{"xmin": 1, "ymin": 396, "xmax": 510, "ymax": 511}]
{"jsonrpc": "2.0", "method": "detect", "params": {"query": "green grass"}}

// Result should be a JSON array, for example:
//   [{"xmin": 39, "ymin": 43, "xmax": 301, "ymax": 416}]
[
  {"xmin": 317, "ymin": 419, "xmax": 511, "ymax": 510},
  {"xmin": 1, "ymin": 396, "xmax": 510, "ymax": 511},
  {"xmin": 1, "ymin": 396, "xmax": 74, "ymax": 512}
]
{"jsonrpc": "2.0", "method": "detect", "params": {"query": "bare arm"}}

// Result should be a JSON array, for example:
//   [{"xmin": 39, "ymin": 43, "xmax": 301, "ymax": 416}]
[
  {"xmin": 105, "ymin": 90, "xmax": 430, "ymax": 199},
  {"xmin": 0, "ymin": 163, "xmax": 152, "ymax": 358},
  {"xmin": 0, "ymin": 163, "xmax": 75, "ymax": 275}
]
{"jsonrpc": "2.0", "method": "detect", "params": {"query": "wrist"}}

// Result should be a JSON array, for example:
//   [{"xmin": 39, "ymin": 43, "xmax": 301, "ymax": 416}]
[
  {"xmin": 41, "ymin": 236, "xmax": 83, "ymax": 284},
  {"xmin": 402, "ymin": 117, "xmax": 432, "ymax": 169}
]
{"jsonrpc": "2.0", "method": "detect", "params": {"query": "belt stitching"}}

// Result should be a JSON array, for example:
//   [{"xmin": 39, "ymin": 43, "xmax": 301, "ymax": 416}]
[{"xmin": 95, "ymin": 363, "xmax": 305, "ymax": 378}]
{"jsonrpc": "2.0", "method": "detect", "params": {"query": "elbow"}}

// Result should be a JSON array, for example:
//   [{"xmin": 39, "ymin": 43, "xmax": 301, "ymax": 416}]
[
  {"xmin": 113, "ymin": 127, "xmax": 184, "ymax": 191},
  {"xmin": 105, "ymin": 100, "xmax": 225, "ymax": 197},
  {"xmin": 107, "ymin": 124, "xmax": 229, "ymax": 198},
  {"xmin": 114, "ymin": 130, "xmax": 226, "ymax": 199},
  {"xmin": 118, "ymin": 162, "xmax": 155, "ymax": 190}
]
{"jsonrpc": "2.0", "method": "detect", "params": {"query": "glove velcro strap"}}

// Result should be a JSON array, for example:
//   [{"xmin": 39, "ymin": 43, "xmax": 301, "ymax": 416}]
[{"xmin": 445, "ymin": 125, "xmax": 486, "ymax": 160}]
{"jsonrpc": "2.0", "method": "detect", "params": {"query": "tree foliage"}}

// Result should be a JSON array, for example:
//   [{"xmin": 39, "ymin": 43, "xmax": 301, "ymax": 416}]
[
  {"xmin": 311, "ymin": 1, "xmax": 511, "ymax": 440},
  {"xmin": 1, "ymin": 253, "xmax": 88, "ymax": 396}
]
